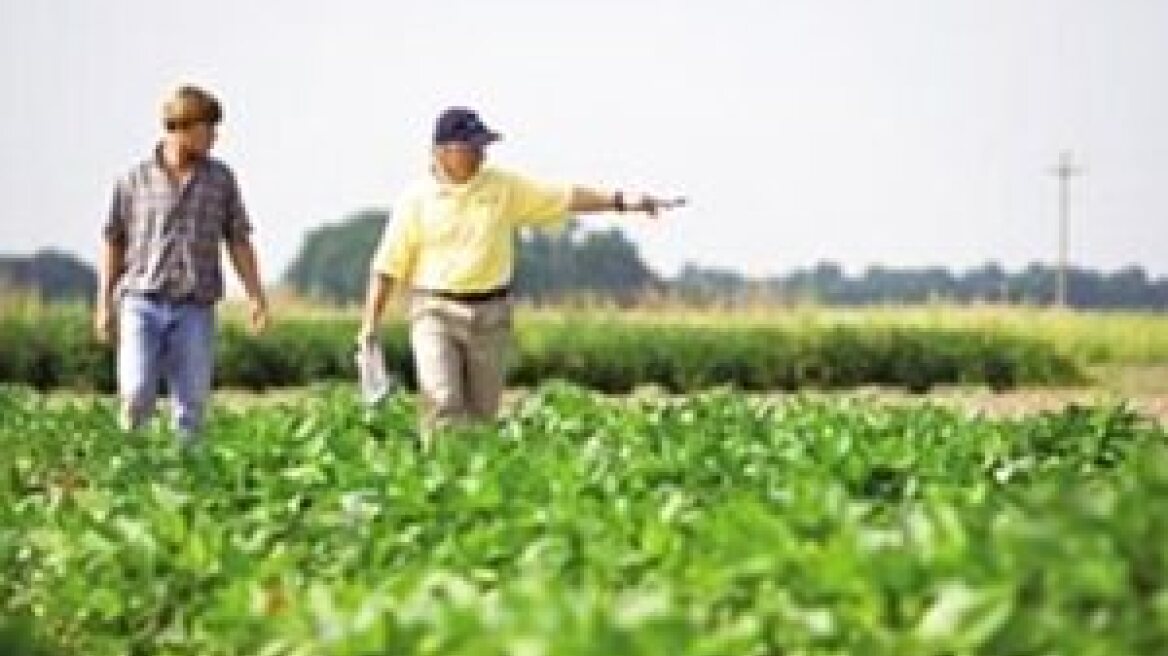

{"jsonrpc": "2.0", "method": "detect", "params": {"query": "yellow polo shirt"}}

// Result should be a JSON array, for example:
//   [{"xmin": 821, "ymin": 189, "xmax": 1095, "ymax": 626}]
[{"xmin": 372, "ymin": 166, "xmax": 572, "ymax": 292}]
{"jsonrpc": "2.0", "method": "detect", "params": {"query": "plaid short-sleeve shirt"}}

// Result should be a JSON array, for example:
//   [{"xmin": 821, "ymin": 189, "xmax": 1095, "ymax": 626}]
[{"xmin": 103, "ymin": 145, "xmax": 253, "ymax": 304}]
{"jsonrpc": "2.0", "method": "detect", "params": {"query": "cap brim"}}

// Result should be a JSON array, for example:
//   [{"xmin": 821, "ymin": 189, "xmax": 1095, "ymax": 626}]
[{"xmin": 466, "ymin": 131, "xmax": 501, "ymax": 147}]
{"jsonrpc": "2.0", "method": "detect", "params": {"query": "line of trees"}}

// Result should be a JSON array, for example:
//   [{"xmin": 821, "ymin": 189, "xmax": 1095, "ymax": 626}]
[
  {"xmin": 0, "ymin": 250, "xmax": 96, "ymax": 302},
  {"xmin": 281, "ymin": 210, "xmax": 1167, "ymax": 310},
  {"xmin": 3, "ymin": 213, "xmax": 1165, "ymax": 310},
  {"xmin": 675, "ymin": 261, "xmax": 1168, "ymax": 309}
]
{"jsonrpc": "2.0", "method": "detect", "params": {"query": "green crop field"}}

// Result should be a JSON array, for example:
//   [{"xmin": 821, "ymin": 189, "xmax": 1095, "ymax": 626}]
[
  {"xmin": 2, "ymin": 383, "xmax": 1167, "ymax": 655},
  {"xmin": 3, "ymin": 301, "xmax": 1167, "ymax": 653}
]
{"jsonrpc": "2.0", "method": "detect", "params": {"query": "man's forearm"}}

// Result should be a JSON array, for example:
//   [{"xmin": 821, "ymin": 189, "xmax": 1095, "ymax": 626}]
[
  {"xmin": 568, "ymin": 187, "xmax": 683, "ymax": 216},
  {"xmin": 99, "ymin": 240, "xmax": 126, "ymax": 305},
  {"xmin": 227, "ymin": 240, "xmax": 266, "ymax": 302},
  {"xmin": 568, "ymin": 187, "xmax": 620, "ymax": 214},
  {"xmin": 362, "ymin": 273, "xmax": 394, "ymax": 330}
]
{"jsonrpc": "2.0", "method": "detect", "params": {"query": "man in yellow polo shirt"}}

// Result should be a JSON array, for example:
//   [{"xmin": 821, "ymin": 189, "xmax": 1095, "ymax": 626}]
[{"xmin": 359, "ymin": 107, "xmax": 683, "ymax": 436}]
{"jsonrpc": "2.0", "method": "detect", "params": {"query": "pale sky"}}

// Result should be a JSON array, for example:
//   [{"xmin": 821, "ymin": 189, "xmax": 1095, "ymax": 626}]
[{"xmin": 2, "ymin": 0, "xmax": 1165, "ymax": 284}]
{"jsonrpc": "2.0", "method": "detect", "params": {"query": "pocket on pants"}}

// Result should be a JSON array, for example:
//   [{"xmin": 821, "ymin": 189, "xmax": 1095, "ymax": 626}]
[
  {"xmin": 474, "ymin": 298, "xmax": 513, "ymax": 332},
  {"xmin": 409, "ymin": 295, "xmax": 474, "ymax": 324}
]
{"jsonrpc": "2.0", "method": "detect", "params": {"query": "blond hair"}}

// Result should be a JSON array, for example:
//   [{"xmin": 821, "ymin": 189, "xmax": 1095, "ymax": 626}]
[{"xmin": 161, "ymin": 85, "xmax": 223, "ymax": 126}]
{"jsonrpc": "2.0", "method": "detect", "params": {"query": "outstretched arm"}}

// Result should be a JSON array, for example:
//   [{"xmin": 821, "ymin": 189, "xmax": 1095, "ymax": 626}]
[{"xmin": 569, "ymin": 188, "xmax": 686, "ymax": 218}]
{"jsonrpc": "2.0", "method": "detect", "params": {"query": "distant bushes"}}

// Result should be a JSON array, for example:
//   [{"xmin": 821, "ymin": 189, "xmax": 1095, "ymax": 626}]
[
  {"xmin": 510, "ymin": 318, "xmax": 1082, "ymax": 393},
  {"xmin": 0, "ymin": 305, "xmax": 114, "ymax": 391},
  {"xmin": 0, "ymin": 306, "xmax": 1084, "ymax": 393}
]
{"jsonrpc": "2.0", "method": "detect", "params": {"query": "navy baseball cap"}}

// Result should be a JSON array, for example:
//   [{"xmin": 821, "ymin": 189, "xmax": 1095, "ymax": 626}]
[{"xmin": 433, "ymin": 107, "xmax": 501, "ymax": 147}]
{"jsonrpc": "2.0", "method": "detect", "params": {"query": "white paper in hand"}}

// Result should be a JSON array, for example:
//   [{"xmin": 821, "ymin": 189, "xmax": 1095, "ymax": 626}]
[{"xmin": 356, "ymin": 340, "xmax": 395, "ymax": 405}]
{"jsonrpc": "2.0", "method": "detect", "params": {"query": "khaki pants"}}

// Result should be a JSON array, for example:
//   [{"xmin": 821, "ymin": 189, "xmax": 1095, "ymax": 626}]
[{"xmin": 408, "ymin": 293, "xmax": 513, "ymax": 438}]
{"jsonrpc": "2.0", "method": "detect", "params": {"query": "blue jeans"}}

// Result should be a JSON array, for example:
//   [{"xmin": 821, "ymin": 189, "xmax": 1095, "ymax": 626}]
[{"xmin": 117, "ymin": 293, "xmax": 215, "ymax": 442}]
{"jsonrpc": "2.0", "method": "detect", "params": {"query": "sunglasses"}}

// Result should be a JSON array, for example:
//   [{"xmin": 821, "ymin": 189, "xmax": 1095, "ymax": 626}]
[{"xmin": 165, "ymin": 118, "xmax": 218, "ymax": 132}]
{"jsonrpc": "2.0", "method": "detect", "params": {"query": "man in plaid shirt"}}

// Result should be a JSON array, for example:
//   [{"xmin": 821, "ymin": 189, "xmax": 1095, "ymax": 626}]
[{"xmin": 95, "ymin": 85, "xmax": 268, "ymax": 446}]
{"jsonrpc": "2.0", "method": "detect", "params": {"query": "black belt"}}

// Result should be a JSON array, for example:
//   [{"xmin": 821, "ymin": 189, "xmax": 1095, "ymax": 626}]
[
  {"xmin": 415, "ymin": 285, "xmax": 511, "ymax": 303},
  {"xmin": 129, "ymin": 289, "xmax": 202, "ymax": 305}
]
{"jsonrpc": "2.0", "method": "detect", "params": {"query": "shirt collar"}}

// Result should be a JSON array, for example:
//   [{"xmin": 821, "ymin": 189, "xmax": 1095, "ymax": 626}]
[
  {"xmin": 430, "ymin": 163, "xmax": 487, "ymax": 196},
  {"xmin": 150, "ymin": 143, "xmax": 210, "ymax": 176}
]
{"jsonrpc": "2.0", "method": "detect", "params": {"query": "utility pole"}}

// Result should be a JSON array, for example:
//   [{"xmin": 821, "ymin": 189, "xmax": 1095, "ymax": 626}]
[{"xmin": 1050, "ymin": 150, "xmax": 1082, "ymax": 307}]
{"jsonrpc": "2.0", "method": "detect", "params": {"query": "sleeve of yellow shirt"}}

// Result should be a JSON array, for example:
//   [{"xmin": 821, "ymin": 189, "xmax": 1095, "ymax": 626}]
[
  {"xmin": 503, "ymin": 171, "xmax": 572, "ymax": 229},
  {"xmin": 371, "ymin": 195, "xmax": 421, "ymax": 281}
]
